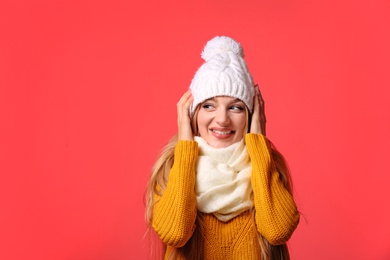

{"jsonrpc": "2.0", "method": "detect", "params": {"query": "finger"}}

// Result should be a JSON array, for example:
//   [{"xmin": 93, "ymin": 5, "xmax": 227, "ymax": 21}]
[
  {"xmin": 257, "ymin": 87, "xmax": 264, "ymax": 105},
  {"xmin": 184, "ymin": 93, "xmax": 194, "ymax": 109},
  {"xmin": 255, "ymin": 87, "xmax": 265, "ymax": 114},
  {"xmin": 177, "ymin": 91, "xmax": 193, "ymax": 116},
  {"xmin": 182, "ymin": 93, "xmax": 193, "ymax": 118},
  {"xmin": 177, "ymin": 91, "xmax": 194, "ymax": 140},
  {"xmin": 177, "ymin": 91, "xmax": 193, "ymax": 122},
  {"xmin": 252, "ymin": 88, "xmax": 260, "ymax": 114}
]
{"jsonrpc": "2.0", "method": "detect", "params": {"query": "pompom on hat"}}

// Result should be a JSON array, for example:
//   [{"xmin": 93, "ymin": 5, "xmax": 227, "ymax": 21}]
[{"xmin": 189, "ymin": 36, "xmax": 255, "ymax": 115}]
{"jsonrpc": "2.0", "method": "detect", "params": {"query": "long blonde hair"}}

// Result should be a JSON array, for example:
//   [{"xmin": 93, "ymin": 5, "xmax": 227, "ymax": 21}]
[{"xmin": 145, "ymin": 107, "xmax": 294, "ymax": 259}]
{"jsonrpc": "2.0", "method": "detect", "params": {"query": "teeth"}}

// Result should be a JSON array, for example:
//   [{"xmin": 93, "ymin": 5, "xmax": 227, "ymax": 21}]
[{"xmin": 212, "ymin": 130, "xmax": 232, "ymax": 135}]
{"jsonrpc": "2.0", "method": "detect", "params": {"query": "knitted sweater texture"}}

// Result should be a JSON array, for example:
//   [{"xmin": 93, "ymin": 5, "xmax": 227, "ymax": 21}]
[{"xmin": 152, "ymin": 134, "xmax": 300, "ymax": 259}]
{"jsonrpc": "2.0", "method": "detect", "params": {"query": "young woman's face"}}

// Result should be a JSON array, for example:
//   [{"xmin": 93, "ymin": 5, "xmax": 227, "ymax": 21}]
[{"xmin": 197, "ymin": 96, "xmax": 247, "ymax": 148}]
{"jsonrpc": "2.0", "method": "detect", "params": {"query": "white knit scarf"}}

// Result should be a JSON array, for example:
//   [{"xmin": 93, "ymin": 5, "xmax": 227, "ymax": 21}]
[{"xmin": 195, "ymin": 136, "xmax": 253, "ymax": 222}]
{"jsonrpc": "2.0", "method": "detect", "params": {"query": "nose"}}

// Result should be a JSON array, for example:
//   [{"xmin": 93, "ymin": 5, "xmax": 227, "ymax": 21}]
[{"xmin": 215, "ymin": 109, "xmax": 230, "ymax": 125}]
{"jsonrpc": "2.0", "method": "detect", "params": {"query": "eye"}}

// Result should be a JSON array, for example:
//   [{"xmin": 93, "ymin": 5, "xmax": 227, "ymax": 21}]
[
  {"xmin": 202, "ymin": 103, "xmax": 214, "ymax": 110},
  {"xmin": 230, "ymin": 105, "xmax": 245, "ymax": 111}
]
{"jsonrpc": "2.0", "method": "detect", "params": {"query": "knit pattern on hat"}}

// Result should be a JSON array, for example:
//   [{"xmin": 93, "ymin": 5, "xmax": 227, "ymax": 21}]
[{"xmin": 189, "ymin": 36, "xmax": 255, "ymax": 115}]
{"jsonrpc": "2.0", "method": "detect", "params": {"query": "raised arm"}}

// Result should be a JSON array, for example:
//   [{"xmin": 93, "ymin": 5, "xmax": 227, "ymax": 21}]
[
  {"xmin": 248, "ymin": 85, "xmax": 299, "ymax": 245},
  {"xmin": 246, "ymin": 134, "xmax": 300, "ymax": 245},
  {"xmin": 152, "ymin": 91, "xmax": 198, "ymax": 247},
  {"xmin": 152, "ymin": 140, "xmax": 198, "ymax": 247}
]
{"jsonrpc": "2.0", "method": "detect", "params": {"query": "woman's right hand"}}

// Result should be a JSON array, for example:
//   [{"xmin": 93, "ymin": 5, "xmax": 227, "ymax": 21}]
[{"xmin": 177, "ymin": 90, "xmax": 194, "ymax": 141}]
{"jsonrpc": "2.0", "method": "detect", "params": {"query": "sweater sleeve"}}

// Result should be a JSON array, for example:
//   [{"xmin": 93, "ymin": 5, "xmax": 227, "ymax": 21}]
[
  {"xmin": 245, "ymin": 133, "xmax": 300, "ymax": 245},
  {"xmin": 152, "ymin": 140, "xmax": 199, "ymax": 248}
]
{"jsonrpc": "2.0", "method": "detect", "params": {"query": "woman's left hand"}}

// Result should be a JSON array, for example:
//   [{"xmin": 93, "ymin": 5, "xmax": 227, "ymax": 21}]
[{"xmin": 250, "ymin": 85, "xmax": 266, "ymax": 135}]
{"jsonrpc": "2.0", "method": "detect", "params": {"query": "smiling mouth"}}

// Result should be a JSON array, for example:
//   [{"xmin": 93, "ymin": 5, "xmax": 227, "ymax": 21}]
[{"xmin": 211, "ymin": 129, "xmax": 234, "ymax": 135}]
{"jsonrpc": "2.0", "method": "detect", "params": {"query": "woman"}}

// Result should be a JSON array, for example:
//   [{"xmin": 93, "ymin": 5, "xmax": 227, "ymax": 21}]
[{"xmin": 145, "ymin": 36, "xmax": 300, "ymax": 259}]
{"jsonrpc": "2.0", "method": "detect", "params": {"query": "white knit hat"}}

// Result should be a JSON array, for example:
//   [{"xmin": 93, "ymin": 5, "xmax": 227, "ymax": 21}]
[{"xmin": 189, "ymin": 36, "xmax": 255, "ymax": 115}]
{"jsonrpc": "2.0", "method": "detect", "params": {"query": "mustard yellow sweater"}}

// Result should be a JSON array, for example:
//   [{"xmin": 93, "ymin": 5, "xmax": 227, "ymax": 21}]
[{"xmin": 152, "ymin": 134, "xmax": 300, "ymax": 259}]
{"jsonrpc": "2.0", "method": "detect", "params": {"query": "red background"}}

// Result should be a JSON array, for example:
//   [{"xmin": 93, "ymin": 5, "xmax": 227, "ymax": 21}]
[{"xmin": 1, "ymin": 0, "xmax": 389, "ymax": 259}]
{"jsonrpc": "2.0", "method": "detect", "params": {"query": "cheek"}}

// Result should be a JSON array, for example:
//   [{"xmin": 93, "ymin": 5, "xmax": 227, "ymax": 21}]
[
  {"xmin": 196, "ymin": 112, "xmax": 208, "ymax": 130},
  {"xmin": 235, "ymin": 115, "xmax": 248, "ymax": 132},
  {"xmin": 197, "ymin": 116, "xmax": 210, "ymax": 138}
]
